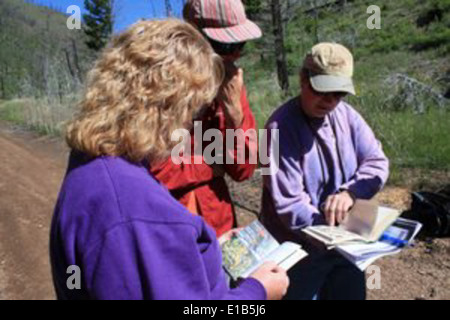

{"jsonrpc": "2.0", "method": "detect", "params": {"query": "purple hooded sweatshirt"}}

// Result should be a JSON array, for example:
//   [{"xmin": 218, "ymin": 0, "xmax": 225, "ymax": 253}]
[{"xmin": 50, "ymin": 152, "xmax": 266, "ymax": 300}]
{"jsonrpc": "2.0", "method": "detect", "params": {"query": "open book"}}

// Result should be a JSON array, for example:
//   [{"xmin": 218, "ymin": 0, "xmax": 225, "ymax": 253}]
[
  {"xmin": 220, "ymin": 220, "xmax": 308, "ymax": 281},
  {"xmin": 302, "ymin": 199, "xmax": 402, "ymax": 246},
  {"xmin": 336, "ymin": 217, "xmax": 422, "ymax": 270}
]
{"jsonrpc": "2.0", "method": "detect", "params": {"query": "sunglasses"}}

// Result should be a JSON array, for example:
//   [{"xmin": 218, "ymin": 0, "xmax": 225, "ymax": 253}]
[{"xmin": 208, "ymin": 39, "xmax": 246, "ymax": 56}]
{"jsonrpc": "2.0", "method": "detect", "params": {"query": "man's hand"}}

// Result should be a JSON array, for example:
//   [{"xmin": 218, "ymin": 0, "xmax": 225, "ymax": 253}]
[
  {"xmin": 217, "ymin": 61, "xmax": 244, "ymax": 128},
  {"xmin": 323, "ymin": 191, "xmax": 355, "ymax": 226}
]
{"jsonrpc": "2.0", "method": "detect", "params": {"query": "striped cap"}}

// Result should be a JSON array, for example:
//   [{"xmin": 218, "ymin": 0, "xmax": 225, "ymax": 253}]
[{"xmin": 183, "ymin": 0, "xmax": 262, "ymax": 43}]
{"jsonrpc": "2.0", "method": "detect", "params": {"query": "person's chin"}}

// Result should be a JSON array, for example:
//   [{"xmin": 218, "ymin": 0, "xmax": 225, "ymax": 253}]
[
  {"xmin": 316, "ymin": 105, "xmax": 338, "ymax": 117},
  {"xmin": 313, "ymin": 109, "xmax": 331, "ymax": 118}
]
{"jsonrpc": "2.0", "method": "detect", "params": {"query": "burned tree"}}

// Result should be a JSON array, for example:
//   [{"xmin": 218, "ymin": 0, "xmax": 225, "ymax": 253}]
[{"xmin": 271, "ymin": 0, "xmax": 289, "ymax": 93}]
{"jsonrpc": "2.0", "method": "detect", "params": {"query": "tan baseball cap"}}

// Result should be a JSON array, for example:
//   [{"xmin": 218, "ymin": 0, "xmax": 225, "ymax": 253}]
[{"xmin": 303, "ymin": 42, "xmax": 356, "ymax": 95}]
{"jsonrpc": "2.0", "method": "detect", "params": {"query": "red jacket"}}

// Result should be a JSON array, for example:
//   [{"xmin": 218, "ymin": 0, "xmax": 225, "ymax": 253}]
[{"xmin": 150, "ymin": 87, "xmax": 257, "ymax": 237}]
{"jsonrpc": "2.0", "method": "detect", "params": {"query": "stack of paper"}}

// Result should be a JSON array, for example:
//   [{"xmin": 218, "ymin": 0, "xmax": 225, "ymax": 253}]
[
  {"xmin": 335, "ymin": 218, "xmax": 422, "ymax": 270},
  {"xmin": 302, "ymin": 200, "xmax": 423, "ymax": 270}
]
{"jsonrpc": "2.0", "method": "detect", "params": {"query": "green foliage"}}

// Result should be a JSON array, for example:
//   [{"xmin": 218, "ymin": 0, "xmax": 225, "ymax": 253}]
[
  {"xmin": 83, "ymin": 0, "xmax": 114, "ymax": 51},
  {"xmin": 0, "ymin": 0, "xmax": 93, "ymax": 99},
  {"xmin": 244, "ymin": 0, "xmax": 263, "ymax": 18},
  {"xmin": 350, "ymin": 93, "xmax": 450, "ymax": 172},
  {"xmin": 0, "ymin": 97, "xmax": 76, "ymax": 136},
  {"xmin": 0, "ymin": 100, "xmax": 27, "ymax": 124}
]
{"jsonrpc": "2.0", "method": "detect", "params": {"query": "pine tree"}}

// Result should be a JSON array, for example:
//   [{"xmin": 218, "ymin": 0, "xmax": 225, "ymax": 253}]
[
  {"xmin": 83, "ymin": 0, "xmax": 114, "ymax": 51},
  {"xmin": 244, "ymin": 0, "xmax": 262, "ymax": 19},
  {"xmin": 165, "ymin": 0, "xmax": 173, "ymax": 17}
]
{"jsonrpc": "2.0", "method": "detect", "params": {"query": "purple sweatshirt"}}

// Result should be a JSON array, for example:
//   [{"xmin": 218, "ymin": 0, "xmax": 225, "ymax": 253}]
[
  {"xmin": 50, "ymin": 152, "xmax": 266, "ymax": 300},
  {"xmin": 260, "ymin": 97, "xmax": 389, "ymax": 240}
]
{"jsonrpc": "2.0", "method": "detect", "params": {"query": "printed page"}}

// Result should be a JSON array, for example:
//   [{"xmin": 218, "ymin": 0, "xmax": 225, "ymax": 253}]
[
  {"xmin": 369, "ymin": 206, "xmax": 402, "ymax": 241},
  {"xmin": 303, "ymin": 225, "xmax": 365, "ymax": 246},
  {"xmin": 335, "ymin": 217, "xmax": 422, "ymax": 271},
  {"xmin": 221, "ymin": 220, "xmax": 280, "ymax": 280},
  {"xmin": 263, "ymin": 242, "xmax": 308, "ymax": 272}
]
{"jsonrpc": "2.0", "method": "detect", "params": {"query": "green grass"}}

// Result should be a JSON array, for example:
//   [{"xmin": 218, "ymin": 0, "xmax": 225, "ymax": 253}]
[
  {"xmin": 0, "ymin": 98, "xmax": 74, "ymax": 136},
  {"xmin": 351, "ymin": 96, "xmax": 450, "ymax": 171}
]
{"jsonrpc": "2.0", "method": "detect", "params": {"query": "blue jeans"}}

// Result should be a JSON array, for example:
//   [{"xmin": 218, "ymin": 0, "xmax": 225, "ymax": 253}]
[{"xmin": 284, "ymin": 249, "xmax": 366, "ymax": 300}]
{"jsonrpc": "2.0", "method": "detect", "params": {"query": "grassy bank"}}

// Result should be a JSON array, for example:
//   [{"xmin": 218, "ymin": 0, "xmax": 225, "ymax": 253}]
[{"xmin": 0, "ymin": 97, "xmax": 76, "ymax": 136}]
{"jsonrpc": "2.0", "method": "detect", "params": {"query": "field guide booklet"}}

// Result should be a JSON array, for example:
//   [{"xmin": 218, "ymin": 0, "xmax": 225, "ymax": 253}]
[
  {"xmin": 220, "ymin": 220, "xmax": 308, "ymax": 281},
  {"xmin": 302, "ymin": 199, "xmax": 422, "ymax": 270},
  {"xmin": 336, "ymin": 217, "xmax": 422, "ymax": 270},
  {"xmin": 302, "ymin": 199, "xmax": 402, "ymax": 246}
]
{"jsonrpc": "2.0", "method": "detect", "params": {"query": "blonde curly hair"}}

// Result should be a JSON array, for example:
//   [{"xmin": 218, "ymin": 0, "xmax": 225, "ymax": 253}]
[{"xmin": 66, "ymin": 19, "xmax": 224, "ymax": 163}]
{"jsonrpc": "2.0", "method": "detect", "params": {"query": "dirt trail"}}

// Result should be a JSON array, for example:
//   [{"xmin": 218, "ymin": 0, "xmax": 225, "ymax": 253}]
[{"xmin": 0, "ymin": 121, "xmax": 68, "ymax": 300}]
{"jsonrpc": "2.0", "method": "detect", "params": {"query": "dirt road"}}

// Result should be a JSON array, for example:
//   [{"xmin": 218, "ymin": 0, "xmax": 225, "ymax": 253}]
[
  {"xmin": 0, "ymin": 121, "xmax": 67, "ymax": 300},
  {"xmin": 0, "ymin": 120, "xmax": 449, "ymax": 300}
]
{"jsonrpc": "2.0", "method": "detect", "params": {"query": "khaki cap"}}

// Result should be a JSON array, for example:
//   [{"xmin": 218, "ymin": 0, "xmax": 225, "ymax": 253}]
[{"xmin": 303, "ymin": 42, "xmax": 356, "ymax": 95}]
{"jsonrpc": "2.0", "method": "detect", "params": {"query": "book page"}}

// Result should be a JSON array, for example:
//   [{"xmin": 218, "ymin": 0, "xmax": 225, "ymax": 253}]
[
  {"xmin": 369, "ymin": 206, "xmax": 402, "ymax": 241},
  {"xmin": 238, "ymin": 221, "xmax": 280, "ymax": 260},
  {"xmin": 263, "ymin": 242, "xmax": 308, "ymax": 272},
  {"xmin": 335, "ymin": 217, "xmax": 422, "ymax": 271},
  {"xmin": 303, "ymin": 225, "xmax": 365, "ymax": 246},
  {"xmin": 241, "ymin": 242, "xmax": 308, "ymax": 278},
  {"xmin": 221, "ymin": 237, "xmax": 260, "ymax": 280},
  {"xmin": 221, "ymin": 220, "xmax": 279, "ymax": 280},
  {"xmin": 340, "ymin": 199, "xmax": 378, "ymax": 238}
]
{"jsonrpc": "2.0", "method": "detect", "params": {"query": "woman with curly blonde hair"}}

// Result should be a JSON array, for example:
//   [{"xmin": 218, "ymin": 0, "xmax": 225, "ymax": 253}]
[{"xmin": 50, "ymin": 19, "xmax": 288, "ymax": 300}]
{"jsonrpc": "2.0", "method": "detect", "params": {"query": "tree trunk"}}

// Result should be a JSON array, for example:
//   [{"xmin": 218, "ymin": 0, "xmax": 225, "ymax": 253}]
[
  {"xmin": 165, "ymin": 0, "xmax": 173, "ymax": 17},
  {"xmin": 0, "ymin": 74, "xmax": 5, "ymax": 100},
  {"xmin": 71, "ymin": 38, "xmax": 83, "ymax": 83},
  {"xmin": 64, "ymin": 48, "xmax": 76, "ymax": 80},
  {"xmin": 271, "ymin": 0, "xmax": 289, "ymax": 94}
]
